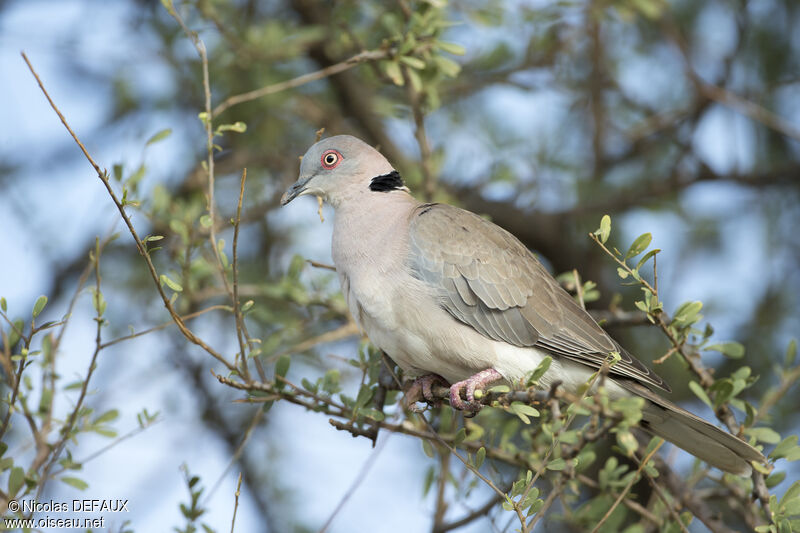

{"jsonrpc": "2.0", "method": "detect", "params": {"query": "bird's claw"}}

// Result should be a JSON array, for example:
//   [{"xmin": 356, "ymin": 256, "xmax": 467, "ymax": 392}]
[
  {"xmin": 448, "ymin": 368, "xmax": 504, "ymax": 413},
  {"xmin": 404, "ymin": 374, "xmax": 445, "ymax": 411}
]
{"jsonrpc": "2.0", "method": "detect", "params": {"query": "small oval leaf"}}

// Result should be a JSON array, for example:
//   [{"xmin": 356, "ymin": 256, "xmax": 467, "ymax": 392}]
[{"xmin": 32, "ymin": 295, "xmax": 48, "ymax": 318}]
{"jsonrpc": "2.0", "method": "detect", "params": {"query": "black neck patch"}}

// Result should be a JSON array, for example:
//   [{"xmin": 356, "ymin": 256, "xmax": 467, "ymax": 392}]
[{"xmin": 369, "ymin": 170, "xmax": 404, "ymax": 192}]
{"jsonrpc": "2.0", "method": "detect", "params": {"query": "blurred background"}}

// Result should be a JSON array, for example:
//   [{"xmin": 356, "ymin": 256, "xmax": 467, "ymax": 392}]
[{"xmin": 1, "ymin": 0, "xmax": 799, "ymax": 531}]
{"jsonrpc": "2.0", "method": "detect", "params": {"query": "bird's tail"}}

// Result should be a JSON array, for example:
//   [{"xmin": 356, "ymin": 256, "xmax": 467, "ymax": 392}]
[{"xmin": 624, "ymin": 382, "xmax": 765, "ymax": 475}]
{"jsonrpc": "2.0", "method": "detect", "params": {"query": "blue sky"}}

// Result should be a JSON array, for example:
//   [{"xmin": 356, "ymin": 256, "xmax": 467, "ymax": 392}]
[{"xmin": 2, "ymin": 1, "xmax": 798, "ymax": 531}]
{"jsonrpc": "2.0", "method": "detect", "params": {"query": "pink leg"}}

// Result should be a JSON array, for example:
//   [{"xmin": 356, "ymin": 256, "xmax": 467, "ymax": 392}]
[
  {"xmin": 449, "ymin": 368, "xmax": 504, "ymax": 411},
  {"xmin": 404, "ymin": 374, "xmax": 446, "ymax": 410}
]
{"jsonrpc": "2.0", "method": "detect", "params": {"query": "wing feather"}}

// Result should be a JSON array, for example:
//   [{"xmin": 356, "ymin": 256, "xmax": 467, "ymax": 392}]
[{"xmin": 408, "ymin": 203, "xmax": 669, "ymax": 392}]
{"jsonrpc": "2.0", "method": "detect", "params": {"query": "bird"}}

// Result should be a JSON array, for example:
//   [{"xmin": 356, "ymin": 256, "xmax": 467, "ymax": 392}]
[{"xmin": 280, "ymin": 134, "xmax": 766, "ymax": 475}]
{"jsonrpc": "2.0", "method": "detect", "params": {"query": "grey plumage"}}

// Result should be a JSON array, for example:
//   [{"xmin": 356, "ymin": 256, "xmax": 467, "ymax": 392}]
[
  {"xmin": 408, "ymin": 203, "xmax": 668, "ymax": 392},
  {"xmin": 281, "ymin": 134, "xmax": 765, "ymax": 476}
]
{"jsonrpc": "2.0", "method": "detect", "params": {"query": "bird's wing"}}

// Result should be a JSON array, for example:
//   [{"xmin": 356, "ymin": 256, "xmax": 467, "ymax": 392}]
[{"xmin": 408, "ymin": 203, "xmax": 669, "ymax": 392}]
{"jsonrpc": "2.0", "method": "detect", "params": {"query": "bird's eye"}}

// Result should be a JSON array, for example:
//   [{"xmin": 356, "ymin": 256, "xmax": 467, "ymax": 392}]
[{"xmin": 321, "ymin": 149, "xmax": 342, "ymax": 170}]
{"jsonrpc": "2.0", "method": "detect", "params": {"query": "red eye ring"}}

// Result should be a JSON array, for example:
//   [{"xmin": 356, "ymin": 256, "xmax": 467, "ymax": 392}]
[{"xmin": 321, "ymin": 149, "xmax": 342, "ymax": 170}]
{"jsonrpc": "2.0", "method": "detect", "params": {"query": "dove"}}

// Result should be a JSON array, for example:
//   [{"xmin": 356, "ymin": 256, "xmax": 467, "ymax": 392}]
[{"xmin": 281, "ymin": 134, "xmax": 765, "ymax": 475}]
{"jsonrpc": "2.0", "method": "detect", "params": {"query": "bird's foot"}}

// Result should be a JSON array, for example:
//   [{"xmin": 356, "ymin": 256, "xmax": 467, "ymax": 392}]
[
  {"xmin": 404, "ymin": 374, "xmax": 446, "ymax": 411},
  {"xmin": 449, "ymin": 368, "xmax": 504, "ymax": 413}
]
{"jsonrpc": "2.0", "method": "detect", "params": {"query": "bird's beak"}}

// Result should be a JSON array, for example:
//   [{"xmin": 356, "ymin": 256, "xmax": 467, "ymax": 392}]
[{"xmin": 280, "ymin": 176, "xmax": 312, "ymax": 206}]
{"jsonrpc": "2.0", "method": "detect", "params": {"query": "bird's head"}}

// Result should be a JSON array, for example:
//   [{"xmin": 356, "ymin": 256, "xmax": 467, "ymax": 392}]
[{"xmin": 280, "ymin": 135, "xmax": 403, "ymax": 209}]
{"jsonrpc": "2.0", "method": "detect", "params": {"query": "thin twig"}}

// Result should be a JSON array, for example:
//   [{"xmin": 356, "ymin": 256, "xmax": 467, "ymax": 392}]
[
  {"xmin": 432, "ymin": 451, "xmax": 451, "ymax": 531},
  {"xmin": 520, "ymin": 359, "xmax": 614, "ymax": 532},
  {"xmin": 51, "ymin": 416, "xmax": 161, "ymax": 477},
  {"xmin": 100, "ymin": 305, "xmax": 230, "ymax": 349},
  {"xmin": 271, "ymin": 320, "xmax": 360, "ymax": 362},
  {"xmin": 318, "ymin": 433, "xmax": 390, "ymax": 533},
  {"xmin": 525, "ymin": 477, "xmax": 565, "ymax": 530},
  {"xmin": 577, "ymin": 474, "xmax": 662, "ymax": 526},
  {"xmin": 230, "ymin": 472, "xmax": 243, "ymax": 533},
  {"xmin": 21, "ymin": 51, "xmax": 237, "ymax": 373},
  {"xmin": 232, "ymin": 169, "xmax": 250, "ymax": 376},
  {"xmin": 433, "ymin": 492, "xmax": 505, "ymax": 533},
  {"xmin": 213, "ymin": 49, "xmax": 390, "ymax": 118},
  {"xmin": 661, "ymin": 17, "xmax": 800, "ymax": 143},
  {"xmin": 204, "ymin": 407, "xmax": 263, "ymax": 504},
  {"xmin": 403, "ymin": 65, "xmax": 436, "ymax": 201},
  {"xmin": 415, "ymin": 411, "xmax": 525, "ymax": 528},
  {"xmin": 590, "ymin": 440, "xmax": 663, "ymax": 533},
  {"xmin": 164, "ymin": 4, "xmax": 248, "ymax": 380},
  {"xmin": 307, "ymin": 259, "xmax": 336, "ymax": 271},
  {"xmin": 37, "ymin": 238, "xmax": 105, "ymax": 499}
]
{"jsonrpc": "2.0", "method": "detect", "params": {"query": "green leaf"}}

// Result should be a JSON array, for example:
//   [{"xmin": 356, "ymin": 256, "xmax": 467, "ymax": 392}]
[
  {"xmin": 434, "ymin": 55, "xmax": 461, "ymax": 77},
  {"xmin": 635, "ymin": 249, "xmax": 661, "ymax": 271},
  {"xmin": 61, "ymin": 476, "xmax": 89, "ymax": 490},
  {"xmin": 616, "ymin": 430, "xmax": 638, "ymax": 457},
  {"xmin": 704, "ymin": 341, "xmax": 745, "ymax": 359},
  {"xmin": 160, "ymin": 274, "xmax": 183, "ymax": 292},
  {"xmin": 546, "ymin": 458, "xmax": 566, "ymax": 471},
  {"xmin": 146, "ymin": 128, "xmax": 172, "ymax": 146},
  {"xmin": 399, "ymin": 55, "xmax": 426, "ymax": 70},
  {"xmin": 383, "ymin": 60, "xmax": 404, "ymax": 86},
  {"xmin": 92, "ymin": 427, "xmax": 118, "ymax": 438},
  {"xmin": 595, "ymin": 215, "xmax": 611, "ymax": 244},
  {"xmin": 92, "ymin": 409, "xmax": 119, "ymax": 425},
  {"xmin": 128, "ymin": 164, "xmax": 146, "ymax": 187},
  {"xmin": 771, "ymin": 435, "xmax": 800, "ymax": 461},
  {"xmin": 216, "ymin": 122, "xmax": 247, "ymax": 134},
  {"xmin": 475, "ymin": 447, "xmax": 486, "ymax": 468},
  {"xmin": 672, "ymin": 301, "xmax": 703, "ymax": 325},
  {"xmin": 8, "ymin": 466, "xmax": 24, "ymax": 495},
  {"xmin": 321, "ymin": 369, "xmax": 341, "ymax": 395},
  {"xmin": 625, "ymin": 233, "xmax": 652, "ymax": 260},
  {"xmin": 688, "ymin": 381, "xmax": 712, "ymax": 408},
  {"xmin": 355, "ymin": 384, "xmax": 373, "ymax": 408},
  {"xmin": 766, "ymin": 471, "xmax": 787, "ymax": 488},
  {"xmin": 422, "ymin": 466, "xmax": 435, "ymax": 496},
  {"xmin": 112, "ymin": 163, "xmax": 124, "ymax": 181},
  {"xmin": 745, "ymin": 427, "xmax": 781, "ymax": 445},
  {"xmin": 509, "ymin": 401, "xmax": 539, "ymax": 424},
  {"xmin": 0, "ymin": 297, "xmax": 6, "ymax": 312},
  {"xmin": 779, "ymin": 481, "xmax": 800, "ymax": 509},
  {"xmin": 32, "ymin": 295, "xmax": 48, "ymax": 318},
  {"xmin": 575, "ymin": 449, "xmax": 597, "ymax": 472},
  {"xmin": 406, "ymin": 68, "xmax": 423, "ymax": 93},
  {"xmin": 786, "ymin": 339, "xmax": 797, "ymax": 366},
  {"xmin": 437, "ymin": 41, "xmax": 466, "ymax": 55},
  {"xmin": 64, "ymin": 380, "xmax": 84, "ymax": 391},
  {"xmin": 422, "ymin": 439, "xmax": 435, "ymax": 458},
  {"xmin": 453, "ymin": 428, "xmax": 466, "ymax": 446},
  {"xmin": 275, "ymin": 355, "xmax": 290, "ymax": 390},
  {"xmin": 525, "ymin": 356, "xmax": 552, "ymax": 385}
]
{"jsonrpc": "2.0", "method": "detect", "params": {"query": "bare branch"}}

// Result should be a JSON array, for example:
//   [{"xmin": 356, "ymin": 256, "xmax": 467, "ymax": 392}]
[
  {"xmin": 213, "ymin": 49, "xmax": 390, "ymax": 118},
  {"xmin": 21, "ymin": 51, "xmax": 236, "ymax": 372}
]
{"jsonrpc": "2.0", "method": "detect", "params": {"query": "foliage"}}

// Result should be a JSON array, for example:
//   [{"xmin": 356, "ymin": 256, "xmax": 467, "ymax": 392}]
[{"xmin": 2, "ymin": 0, "xmax": 800, "ymax": 531}]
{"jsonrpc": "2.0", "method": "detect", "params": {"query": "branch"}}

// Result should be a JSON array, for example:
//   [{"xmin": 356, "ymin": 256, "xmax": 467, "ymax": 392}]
[
  {"xmin": 37, "ymin": 239, "xmax": 105, "ymax": 498},
  {"xmin": 402, "ymin": 66, "xmax": 436, "ymax": 201},
  {"xmin": 212, "ymin": 49, "xmax": 390, "ymax": 118},
  {"xmin": 21, "ymin": 51, "xmax": 236, "ymax": 373},
  {"xmin": 433, "ymin": 492, "xmax": 504, "ymax": 533},
  {"xmin": 661, "ymin": 16, "xmax": 800, "ymax": 143}
]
